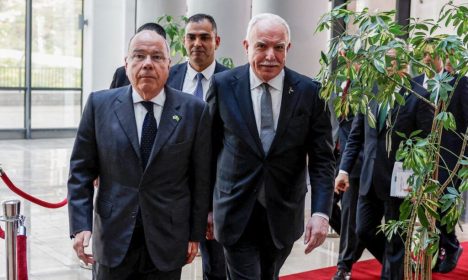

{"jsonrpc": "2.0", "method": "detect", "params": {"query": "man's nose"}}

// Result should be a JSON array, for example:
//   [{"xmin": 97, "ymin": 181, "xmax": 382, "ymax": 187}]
[
  {"xmin": 265, "ymin": 47, "xmax": 275, "ymax": 60},
  {"xmin": 142, "ymin": 55, "xmax": 154, "ymax": 68}
]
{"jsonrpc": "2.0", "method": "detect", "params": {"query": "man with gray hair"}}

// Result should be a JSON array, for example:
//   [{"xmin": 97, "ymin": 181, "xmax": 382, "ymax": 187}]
[{"xmin": 207, "ymin": 13, "xmax": 335, "ymax": 279}]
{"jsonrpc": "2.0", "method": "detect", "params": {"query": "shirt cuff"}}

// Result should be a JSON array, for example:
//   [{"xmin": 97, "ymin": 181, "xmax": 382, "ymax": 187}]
[
  {"xmin": 312, "ymin": 212, "xmax": 329, "ymax": 221},
  {"xmin": 338, "ymin": 169, "xmax": 349, "ymax": 175}
]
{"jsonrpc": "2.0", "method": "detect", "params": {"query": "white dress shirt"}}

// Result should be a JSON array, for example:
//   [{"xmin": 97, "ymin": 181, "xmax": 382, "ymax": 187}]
[
  {"xmin": 182, "ymin": 60, "xmax": 217, "ymax": 101},
  {"xmin": 249, "ymin": 67, "xmax": 284, "ymax": 135},
  {"xmin": 132, "ymin": 87, "xmax": 166, "ymax": 144}
]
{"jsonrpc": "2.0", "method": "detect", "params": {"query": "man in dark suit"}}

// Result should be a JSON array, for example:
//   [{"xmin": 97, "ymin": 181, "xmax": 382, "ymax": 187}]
[
  {"xmin": 109, "ymin": 23, "xmax": 167, "ymax": 89},
  {"xmin": 424, "ymin": 53, "xmax": 468, "ymax": 273},
  {"xmin": 207, "ymin": 13, "xmax": 335, "ymax": 279},
  {"xmin": 167, "ymin": 13, "xmax": 228, "ymax": 280},
  {"xmin": 335, "ymin": 69, "xmax": 434, "ymax": 278},
  {"xmin": 68, "ymin": 28, "xmax": 211, "ymax": 280}
]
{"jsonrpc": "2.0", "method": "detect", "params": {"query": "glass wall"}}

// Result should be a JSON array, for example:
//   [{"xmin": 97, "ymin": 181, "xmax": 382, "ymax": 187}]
[
  {"xmin": 0, "ymin": 0, "xmax": 83, "ymax": 137},
  {"xmin": 0, "ymin": 0, "xmax": 26, "ymax": 130}
]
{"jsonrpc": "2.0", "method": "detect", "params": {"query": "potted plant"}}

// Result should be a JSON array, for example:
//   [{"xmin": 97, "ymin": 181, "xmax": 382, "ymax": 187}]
[{"xmin": 316, "ymin": 1, "xmax": 467, "ymax": 279}]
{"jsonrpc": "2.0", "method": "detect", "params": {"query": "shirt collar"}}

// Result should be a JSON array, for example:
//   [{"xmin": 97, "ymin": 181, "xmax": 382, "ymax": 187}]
[
  {"xmin": 249, "ymin": 65, "xmax": 285, "ymax": 91},
  {"xmin": 132, "ymin": 87, "xmax": 166, "ymax": 107},
  {"xmin": 186, "ymin": 60, "xmax": 217, "ymax": 81},
  {"xmin": 423, "ymin": 68, "xmax": 445, "ymax": 84}
]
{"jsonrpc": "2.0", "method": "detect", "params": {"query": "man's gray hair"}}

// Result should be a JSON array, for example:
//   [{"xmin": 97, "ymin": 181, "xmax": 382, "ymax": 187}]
[{"xmin": 245, "ymin": 13, "xmax": 291, "ymax": 43}]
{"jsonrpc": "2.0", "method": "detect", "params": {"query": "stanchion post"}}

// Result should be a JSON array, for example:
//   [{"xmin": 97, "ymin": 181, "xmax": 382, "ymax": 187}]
[{"xmin": 2, "ymin": 199, "xmax": 20, "ymax": 280}]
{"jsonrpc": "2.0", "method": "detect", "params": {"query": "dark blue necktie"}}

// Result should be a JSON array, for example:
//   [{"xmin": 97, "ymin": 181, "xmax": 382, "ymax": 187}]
[
  {"xmin": 194, "ymin": 72, "xmax": 204, "ymax": 100},
  {"xmin": 140, "ymin": 101, "xmax": 157, "ymax": 168}
]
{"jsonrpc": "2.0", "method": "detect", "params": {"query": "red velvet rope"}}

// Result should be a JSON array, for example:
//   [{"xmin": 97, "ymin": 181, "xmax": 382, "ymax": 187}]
[
  {"xmin": 0, "ymin": 169, "xmax": 67, "ymax": 208},
  {"xmin": 17, "ymin": 234, "xmax": 28, "ymax": 280},
  {"xmin": 0, "ymin": 226, "xmax": 4, "ymax": 239}
]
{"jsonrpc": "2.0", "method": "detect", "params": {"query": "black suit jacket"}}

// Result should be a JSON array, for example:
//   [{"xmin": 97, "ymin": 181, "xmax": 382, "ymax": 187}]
[
  {"xmin": 439, "ymin": 74, "xmax": 468, "ymax": 186},
  {"xmin": 167, "ymin": 61, "xmax": 228, "ymax": 92},
  {"xmin": 68, "ymin": 86, "xmax": 211, "ymax": 270},
  {"xmin": 109, "ymin": 66, "xmax": 129, "ymax": 89},
  {"xmin": 207, "ymin": 64, "xmax": 335, "ymax": 248},
  {"xmin": 340, "ymin": 75, "xmax": 434, "ymax": 200}
]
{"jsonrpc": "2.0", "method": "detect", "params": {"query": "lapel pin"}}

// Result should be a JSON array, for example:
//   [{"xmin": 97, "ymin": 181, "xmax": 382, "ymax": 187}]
[
  {"xmin": 172, "ymin": 115, "xmax": 181, "ymax": 122},
  {"xmin": 288, "ymin": 87, "xmax": 294, "ymax": 94}
]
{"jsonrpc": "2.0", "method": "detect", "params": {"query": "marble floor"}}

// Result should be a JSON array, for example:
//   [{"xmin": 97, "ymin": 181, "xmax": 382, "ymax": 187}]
[{"xmin": 0, "ymin": 138, "xmax": 466, "ymax": 279}]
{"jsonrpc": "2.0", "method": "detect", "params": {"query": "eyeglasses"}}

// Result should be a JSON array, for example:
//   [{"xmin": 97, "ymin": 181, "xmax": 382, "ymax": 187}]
[{"xmin": 130, "ymin": 53, "xmax": 168, "ymax": 63}]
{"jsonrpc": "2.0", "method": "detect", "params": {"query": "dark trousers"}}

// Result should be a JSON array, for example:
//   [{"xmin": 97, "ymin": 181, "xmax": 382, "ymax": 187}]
[
  {"xmin": 356, "ymin": 187, "xmax": 404, "ymax": 280},
  {"xmin": 329, "ymin": 192, "xmax": 342, "ymax": 234},
  {"xmin": 336, "ymin": 177, "xmax": 366, "ymax": 271},
  {"xmin": 200, "ymin": 239, "xmax": 226, "ymax": 280},
  {"xmin": 223, "ymin": 203, "xmax": 293, "ymax": 280},
  {"xmin": 93, "ymin": 226, "xmax": 182, "ymax": 280}
]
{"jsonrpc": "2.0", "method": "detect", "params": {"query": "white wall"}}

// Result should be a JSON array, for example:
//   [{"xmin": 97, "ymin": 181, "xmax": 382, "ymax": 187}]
[
  {"xmin": 252, "ymin": 0, "xmax": 330, "ymax": 77},
  {"xmin": 187, "ymin": 0, "xmax": 251, "ymax": 67},
  {"xmin": 82, "ymin": 0, "xmax": 135, "ymax": 101}
]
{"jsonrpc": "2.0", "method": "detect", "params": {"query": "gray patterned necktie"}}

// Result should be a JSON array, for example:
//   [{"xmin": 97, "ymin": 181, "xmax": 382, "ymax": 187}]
[{"xmin": 260, "ymin": 83, "xmax": 275, "ymax": 153}]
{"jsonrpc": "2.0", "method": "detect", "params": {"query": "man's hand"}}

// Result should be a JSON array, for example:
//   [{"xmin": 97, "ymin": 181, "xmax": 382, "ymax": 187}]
[
  {"xmin": 205, "ymin": 212, "xmax": 214, "ymax": 240},
  {"xmin": 334, "ymin": 172, "xmax": 350, "ymax": 193},
  {"xmin": 73, "ymin": 231, "xmax": 94, "ymax": 265},
  {"xmin": 303, "ymin": 215, "xmax": 329, "ymax": 254},
  {"xmin": 186, "ymin": 241, "xmax": 199, "ymax": 264}
]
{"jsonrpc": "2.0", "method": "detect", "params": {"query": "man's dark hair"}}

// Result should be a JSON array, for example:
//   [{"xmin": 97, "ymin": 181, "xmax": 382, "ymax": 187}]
[
  {"xmin": 187, "ymin": 13, "xmax": 217, "ymax": 34},
  {"xmin": 136, "ymin": 22, "xmax": 166, "ymax": 39}
]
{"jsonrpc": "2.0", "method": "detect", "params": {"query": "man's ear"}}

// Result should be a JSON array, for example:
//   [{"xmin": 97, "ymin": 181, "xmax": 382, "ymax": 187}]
[
  {"xmin": 124, "ymin": 56, "xmax": 128, "ymax": 71},
  {"xmin": 286, "ymin": 42, "xmax": 291, "ymax": 52},
  {"xmin": 215, "ymin": 36, "xmax": 221, "ymax": 50},
  {"xmin": 243, "ymin": 40, "xmax": 249, "ymax": 54}
]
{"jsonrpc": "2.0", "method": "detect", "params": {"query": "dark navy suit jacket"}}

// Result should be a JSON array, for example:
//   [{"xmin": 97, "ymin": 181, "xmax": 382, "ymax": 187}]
[
  {"xmin": 68, "ymin": 86, "xmax": 211, "ymax": 270},
  {"xmin": 207, "ymin": 64, "xmax": 335, "ymax": 248},
  {"xmin": 339, "ymin": 75, "xmax": 434, "ymax": 200},
  {"xmin": 167, "ymin": 61, "xmax": 228, "ymax": 92},
  {"xmin": 438, "ymin": 74, "xmax": 468, "ymax": 187}
]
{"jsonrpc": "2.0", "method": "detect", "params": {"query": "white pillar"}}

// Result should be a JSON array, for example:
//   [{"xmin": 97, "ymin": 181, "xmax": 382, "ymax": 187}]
[
  {"xmin": 251, "ymin": 0, "xmax": 330, "ymax": 77},
  {"xmin": 136, "ymin": 0, "xmax": 187, "ymax": 28},
  {"xmin": 187, "ymin": 0, "xmax": 252, "ymax": 67},
  {"xmin": 82, "ymin": 0, "xmax": 135, "ymax": 101}
]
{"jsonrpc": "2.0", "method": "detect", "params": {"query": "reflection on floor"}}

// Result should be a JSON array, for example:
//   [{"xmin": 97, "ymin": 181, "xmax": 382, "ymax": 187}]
[{"xmin": 0, "ymin": 139, "xmax": 466, "ymax": 279}]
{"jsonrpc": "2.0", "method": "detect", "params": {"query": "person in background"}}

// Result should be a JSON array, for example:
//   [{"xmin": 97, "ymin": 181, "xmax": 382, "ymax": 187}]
[{"xmin": 166, "ymin": 13, "xmax": 228, "ymax": 280}]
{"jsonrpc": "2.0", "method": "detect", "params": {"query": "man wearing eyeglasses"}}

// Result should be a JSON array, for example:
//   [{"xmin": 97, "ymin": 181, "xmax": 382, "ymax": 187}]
[{"xmin": 68, "ymin": 27, "xmax": 211, "ymax": 280}]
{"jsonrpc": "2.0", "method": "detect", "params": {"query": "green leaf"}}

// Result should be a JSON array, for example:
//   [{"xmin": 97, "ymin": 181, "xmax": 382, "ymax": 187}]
[
  {"xmin": 418, "ymin": 206, "xmax": 430, "ymax": 227},
  {"xmin": 320, "ymin": 51, "xmax": 328, "ymax": 65},
  {"xmin": 373, "ymin": 58, "xmax": 386, "ymax": 74}
]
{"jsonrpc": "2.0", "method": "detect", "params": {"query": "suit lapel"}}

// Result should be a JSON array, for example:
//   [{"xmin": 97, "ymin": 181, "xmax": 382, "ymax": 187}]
[
  {"xmin": 146, "ymin": 87, "xmax": 181, "ymax": 167},
  {"xmin": 232, "ymin": 65, "xmax": 264, "ymax": 156},
  {"xmin": 114, "ymin": 86, "xmax": 140, "ymax": 159},
  {"xmin": 269, "ymin": 68, "xmax": 301, "ymax": 153},
  {"xmin": 171, "ymin": 62, "xmax": 187, "ymax": 91}
]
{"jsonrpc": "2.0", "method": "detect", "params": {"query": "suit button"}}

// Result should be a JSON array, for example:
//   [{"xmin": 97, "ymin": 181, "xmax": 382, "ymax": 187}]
[{"xmin": 131, "ymin": 211, "xmax": 137, "ymax": 218}]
